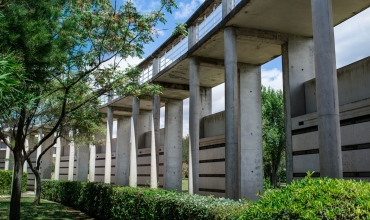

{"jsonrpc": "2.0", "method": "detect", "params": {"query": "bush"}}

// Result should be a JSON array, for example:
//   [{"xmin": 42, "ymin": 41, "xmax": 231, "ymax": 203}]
[
  {"xmin": 0, "ymin": 170, "xmax": 27, "ymax": 194},
  {"xmin": 42, "ymin": 176, "xmax": 370, "ymax": 220},
  {"xmin": 41, "ymin": 180, "xmax": 248, "ymax": 220},
  {"xmin": 240, "ymin": 175, "xmax": 370, "ymax": 219}
]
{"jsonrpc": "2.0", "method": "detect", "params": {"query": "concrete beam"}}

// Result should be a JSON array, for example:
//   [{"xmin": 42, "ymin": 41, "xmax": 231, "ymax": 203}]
[
  {"xmin": 164, "ymin": 99, "xmax": 183, "ymax": 192},
  {"xmin": 224, "ymin": 26, "xmax": 239, "ymax": 200},
  {"xmin": 115, "ymin": 116, "xmax": 131, "ymax": 186},
  {"xmin": 281, "ymin": 36, "xmax": 315, "ymax": 183},
  {"xmin": 311, "ymin": 0, "xmax": 342, "ymax": 178},
  {"xmin": 234, "ymin": 27, "xmax": 289, "ymax": 45},
  {"xmin": 238, "ymin": 64, "xmax": 263, "ymax": 201}
]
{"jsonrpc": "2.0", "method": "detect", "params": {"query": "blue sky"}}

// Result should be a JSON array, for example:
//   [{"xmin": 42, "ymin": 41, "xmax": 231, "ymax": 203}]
[{"xmin": 112, "ymin": 0, "xmax": 370, "ymax": 136}]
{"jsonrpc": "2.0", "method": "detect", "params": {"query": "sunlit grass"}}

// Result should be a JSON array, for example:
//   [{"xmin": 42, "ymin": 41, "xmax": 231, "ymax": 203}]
[{"xmin": 0, "ymin": 197, "xmax": 93, "ymax": 220}]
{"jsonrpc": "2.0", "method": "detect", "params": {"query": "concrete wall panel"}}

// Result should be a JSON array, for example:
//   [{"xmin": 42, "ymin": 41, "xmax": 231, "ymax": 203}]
[
  {"xmin": 199, "ymin": 147, "xmax": 225, "ymax": 161},
  {"xmin": 199, "ymin": 162, "xmax": 225, "ymax": 174}
]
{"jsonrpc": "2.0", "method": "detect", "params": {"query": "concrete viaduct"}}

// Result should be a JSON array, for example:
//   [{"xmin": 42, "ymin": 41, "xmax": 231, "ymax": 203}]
[{"xmin": 2, "ymin": 0, "xmax": 370, "ymax": 200}]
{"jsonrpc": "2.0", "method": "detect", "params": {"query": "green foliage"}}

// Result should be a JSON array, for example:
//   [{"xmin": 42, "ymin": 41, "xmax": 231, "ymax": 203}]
[
  {"xmin": 0, "ymin": 170, "xmax": 27, "ymax": 194},
  {"xmin": 42, "ymin": 178, "xmax": 370, "ymax": 220},
  {"xmin": 240, "ymin": 177, "xmax": 370, "ymax": 219},
  {"xmin": 172, "ymin": 22, "xmax": 188, "ymax": 36},
  {"xmin": 182, "ymin": 135, "xmax": 189, "ymax": 164},
  {"xmin": 262, "ymin": 86, "xmax": 285, "ymax": 187},
  {"xmin": 41, "ymin": 180, "xmax": 248, "ymax": 220}
]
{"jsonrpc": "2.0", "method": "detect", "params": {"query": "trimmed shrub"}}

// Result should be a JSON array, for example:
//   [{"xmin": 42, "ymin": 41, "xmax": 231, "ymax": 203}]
[
  {"xmin": 41, "ymin": 177, "xmax": 370, "ymax": 220},
  {"xmin": 239, "ymin": 176, "xmax": 370, "ymax": 219},
  {"xmin": 0, "ymin": 170, "xmax": 27, "ymax": 194},
  {"xmin": 41, "ymin": 180, "xmax": 248, "ymax": 220}
]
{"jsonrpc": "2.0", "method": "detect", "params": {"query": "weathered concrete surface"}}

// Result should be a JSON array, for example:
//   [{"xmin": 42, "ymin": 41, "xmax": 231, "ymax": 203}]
[
  {"xmin": 54, "ymin": 138, "xmax": 61, "ymax": 180},
  {"xmin": 104, "ymin": 107, "xmax": 114, "ymax": 183},
  {"xmin": 151, "ymin": 95, "xmax": 161, "ymax": 188},
  {"xmin": 311, "ymin": 0, "xmax": 342, "ymax": 178},
  {"xmin": 115, "ymin": 117, "xmax": 131, "ymax": 186},
  {"xmin": 238, "ymin": 64, "xmax": 263, "ymax": 201},
  {"xmin": 164, "ymin": 99, "xmax": 183, "ymax": 192},
  {"xmin": 224, "ymin": 26, "xmax": 238, "ymax": 200},
  {"xmin": 201, "ymin": 111, "xmax": 225, "ymax": 138},
  {"xmin": 76, "ymin": 145, "xmax": 89, "ymax": 182},
  {"xmin": 68, "ymin": 141, "xmax": 75, "ymax": 181},
  {"xmin": 282, "ymin": 36, "xmax": 315, "ymax": 183},
  {"xmin": 89, "ymin": 142, "xmax": 96, "ymax": 182}
]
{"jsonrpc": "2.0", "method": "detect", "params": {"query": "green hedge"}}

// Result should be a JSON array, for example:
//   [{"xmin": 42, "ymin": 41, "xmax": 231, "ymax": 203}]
[
  {"xmin": 0, "ymin": 170, "xmax": 27, "ymax": 194},
  {"xmin": 41, "ymin": 177, "xmax": 370, "ymax": 220},
  {"xmin": 41, "ymin": 181, "xmax": 248, "ymax": 219}
]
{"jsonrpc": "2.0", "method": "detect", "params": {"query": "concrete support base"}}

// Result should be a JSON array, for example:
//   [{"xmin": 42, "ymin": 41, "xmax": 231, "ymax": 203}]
[
  {"xmin": 115, "ymin": 117, "xmax": 131, "ymax": 186},
  {"xmin": 164, "ymin": 99, "xmax": 183, "ymax": 192}
]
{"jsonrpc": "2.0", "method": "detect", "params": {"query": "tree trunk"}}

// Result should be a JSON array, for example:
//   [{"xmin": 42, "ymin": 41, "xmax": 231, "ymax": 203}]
[
  {"xmin": 33, "ymin": 170, "xmax": 41, "ymax": 206},
  {"xmin": 9, "ymin": 152, "xmax": 23, "ymax": 220}
]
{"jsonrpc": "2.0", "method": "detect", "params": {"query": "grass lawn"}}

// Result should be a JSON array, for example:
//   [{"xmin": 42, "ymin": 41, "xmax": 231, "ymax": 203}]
[
  {"xmin": 182, "ymin": 178, "xmax": 188, "ymax": 192},
  {"xmin": 0, "ymin": 197, "xmax": 93, "ymax": 220}
]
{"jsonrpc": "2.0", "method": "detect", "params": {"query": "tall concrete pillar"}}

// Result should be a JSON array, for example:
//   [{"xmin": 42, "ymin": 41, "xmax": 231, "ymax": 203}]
[
  {"xmin": 163, "ymin": 99, "xmax": 183, "ymax": 191},
  {"xmin": 4, "ymin": 135, "xmax": 11, "ymax": 170},
  {"xmin": 132, "ymin": 98, "xmax": 140, "ymax": 147},
  {"xmin": 282, "ymin": 36, "xmax": 315, "ymax": 183},
  {"xmin": 23, "ymin": 138, "xmax": 29, "ymax": 173},
  {"xmin": 311, "ymin": 0, "xmax": 342, "ymax": 178},
  {"xmin": 129, "ymin": 117, "xmax": 137, "ymax": 187},
  {"xmin": 153, "ymin": 58, "xmax": 159, "ymax": 76},
  {"xmin": 222, "ymin": 0, "xmax": 234, "ymax": 18},
  {"xmin": 189, "ymin": 57, "xmax": 200, "ymax": 194},
  {"xmin": 151, "ymin": 95, "xmax": 161, "ymax": 188},
  {"xmin": 76, "ymin": 145, "xmax": 89, "ymax": 182},
  {"xmin": 89, "ymin": 141, "xmax": 96, "ymax": 182},
  {"xmin": 115, "ymin": 116, "xmax": 131, "ymax": 186},
  {"xmin": 188, "ymin": 25, "xmax": 199, "ymax": 48},
  {"xmin": 239, "ymin": 64, "xmax": 263, "ymax": 200},
  {"xmin": 37, "ymin": 129, "xmax": 53, "ymax": 179},
  {"xmin": 68, "ymin": 140, "xmax": 75, "ymax": 181},
  {"xmin": 54, "ymin": 137, "xmax": 61, "ymax": 180},
  {"xmin": 104, "ymin": 106, "xmax": 114, "ymax": 183},
  {"xmin": 224, "ymin": 26, "xmax": 238, "ymax": 200}
]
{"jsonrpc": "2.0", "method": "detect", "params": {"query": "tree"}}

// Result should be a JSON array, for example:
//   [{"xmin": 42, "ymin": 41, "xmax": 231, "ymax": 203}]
[
  {"xmin": 0, "ymin": 0, "xmax": 180, "ymax": 219},
  {"xmin": 182, "ymin": 135, "xmax": 189, "ymax": 164},
  {"xmin": 261, "ymin": 86, "xmax": 285, "ymax": 188}
]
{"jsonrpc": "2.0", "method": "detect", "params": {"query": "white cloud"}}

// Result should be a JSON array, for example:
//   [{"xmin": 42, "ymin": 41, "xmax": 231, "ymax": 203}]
[
  {"xmin": 261, "ymin": 68, "xmax": 283, "ymax": 91},
  {"xmin": 334, "ymin": 7, "xmax": 370, "ymax": 68},
  {"xmin": 174, "ymin": 0, "xmax": 199, "ymax": 20}
]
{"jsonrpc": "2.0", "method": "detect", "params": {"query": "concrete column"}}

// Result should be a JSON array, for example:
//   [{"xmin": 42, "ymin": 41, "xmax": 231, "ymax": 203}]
[
  {"xmin": 115, "ymin": 116, "xmax": 131, "ymax": 186},
  {"xmin": 189, "ymin": 57, "xmax": 200, "ymax": 194},
  {"xmin": 4, "ymin": 136, "xmax": 11, "ymax": 170},
  {"xmin": 76, "ymin": 145, "xmax": 89, "ymax": 182},
  {"xmin": 129, "ymin": 117, "xmax": 137, "ymax": 187},
  {"xmin": 311, "ymin": 0, "xmax": 342, "ymax": 178},
  {"xmin": 54, "ymin": 137, "xmax": 61, "ymax": 180},
  {"xmin": 89, "ymin": 141, "xmax": 96, "ymax": 182},
  {"xmin": 41, "ymin": 137, "xmax": 53, "ymax": 179},
  {"xmin": 281, "ymin": 36, "xmax": 315, "ymax": 183},
  {"xmin": 188, "ymin": 25, "xmax": 199, "ymax": 48},
  {"xmin": 132, "ymin": 98, "xmax": 140, "ymax": 147},
  {"xmin": 199, "ymin": 87, "xmax": 212, "ymax": 138},
  {"xmin": 104, "ymin": 106, "xmax": 114, "ymax": 183},
  {"xmin": 151, "ymin": 95, "xmax": 161, "ymax": 188},
  {"xmin": 224, "ymin": 26, "xmax": 238, "ymax": 200},
  {"xmin": 23, "ymin": 138, "xmax": 29, "ymax": 173},
  {"xmin": 163, "ymin": 99, "xmax": 183, "ymax": 191},
  {"xmin": 222, "ymin": 0, "xmax": 235, "ymax": 18},
  {"xmin": 68, "ymin": 140, "xmax": 75, "ymax": 181},
  {"xmin": 239, "ymin": 64, "xmax": 263, "ymax": 200},
  {"xmin": 153, "ymin": 58, "xmax": 159, "ymax": 75}
]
